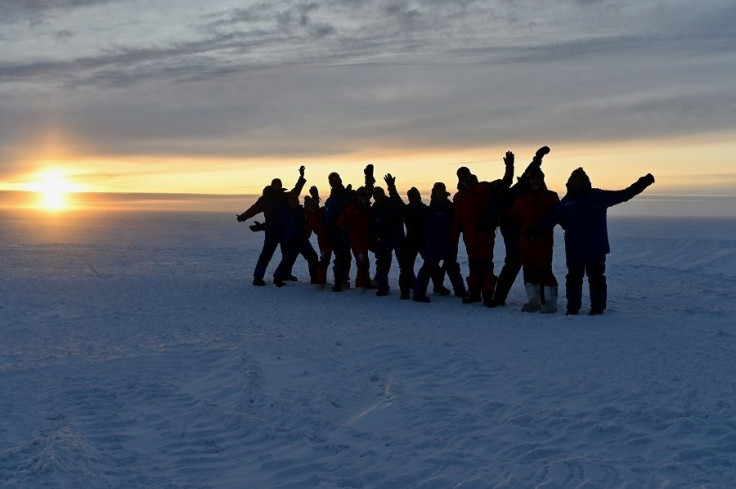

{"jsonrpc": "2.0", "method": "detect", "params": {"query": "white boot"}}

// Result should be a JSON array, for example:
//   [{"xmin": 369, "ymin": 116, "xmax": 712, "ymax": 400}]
[
  {"xmin": 521, "ymin": 283, "xmax": 541, "ymax": 312},
  {"xmin": 540, "ymin": 285, "xmax": 558, "ymax": 314}
]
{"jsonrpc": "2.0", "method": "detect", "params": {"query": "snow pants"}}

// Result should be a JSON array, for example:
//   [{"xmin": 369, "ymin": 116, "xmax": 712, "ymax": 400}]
[
  {"xmin": 276, "ymin": 240, "xmax": 319, "ymax": 283},
  {"xmin": 566, "ymin": 254, "xmax": 606, "ymax": 313},
  {"xmin": 374, "ymin": 236, "xmax": 405, "ymax": 292},
  {"xmin": 351, "ymin": 246, "xmax": 371, "ymax": 288},
  {"xmin": 253, "ymin": 226, "xmax": 285, "ymax": 280},
  {"xmin": 330, "ymin": 229, "xmax": 352, "ymax": 287},
  {"xmin": 414, "ymin": 255, "xmax": 465, "ymax": 298},
  {"xmin": 494, "ymin": 221, "xmax": 522, "ymax": 304},
  {"xmin": 463, "ymin": 228, "xmax": 497, "ymax": 302}
]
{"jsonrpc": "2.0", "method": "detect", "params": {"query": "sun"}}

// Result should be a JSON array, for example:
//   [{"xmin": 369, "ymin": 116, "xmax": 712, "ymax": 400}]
[{"xmin": 31, "ymin": 171, "xmax": 77, "ymax": 212}]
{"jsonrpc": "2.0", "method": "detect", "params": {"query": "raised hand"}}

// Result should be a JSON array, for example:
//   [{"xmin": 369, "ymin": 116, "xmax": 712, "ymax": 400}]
[{"xmin": 503, "ymin": 151, "xmax": 514, "ymax": 167}]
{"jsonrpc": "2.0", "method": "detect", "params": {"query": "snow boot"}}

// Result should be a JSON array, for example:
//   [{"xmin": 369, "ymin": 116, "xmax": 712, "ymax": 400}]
[
  {"xmin": 521, "ymin": 283, "xmax": 541, "ymax": 312},
  {"xmin": 253, "ymin": 277, "xmax": 266, "ymax": 286},
  {"xmin": 433, "ymin": 285, "xmax": 451, "ymax": 296},
  {"xmin": 540, "ymin": 286, "xmax": 558, "ymax": 314},
  {"xmin": 413, "ymin": 294, "xmax": 431, "ymax": 303}
]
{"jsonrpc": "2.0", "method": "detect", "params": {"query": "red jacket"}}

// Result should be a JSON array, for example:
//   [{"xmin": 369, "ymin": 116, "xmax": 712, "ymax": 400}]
[
  {"xmin": 507, "ymin": 188, "xmax": 560, "ymax": 266},
  {"xmin": 337, "ymin": 203, "xmax": 372, "ymax": 250}
]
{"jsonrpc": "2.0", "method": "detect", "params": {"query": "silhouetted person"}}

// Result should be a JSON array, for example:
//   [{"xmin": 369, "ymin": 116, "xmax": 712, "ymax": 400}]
[
  {"xmin": 506, "ymin": 167, "xmax": 560, "ymax": 313},
  {"xmin": 412, "ymin": 182, "xmax": 467, "ymax": 302},
  {"xmin": 371, "ymin": 176, "xmax": 406, "ymax": 297},
  {"xmin": 542, "ymin": 168, "xmax": 655, "ymax": 315},
  {"xmin": 304, "ymin": 187, "xmax": 330, "ymax": 287},
  {"xmin": 452, "ymin": 153, "xmax": 513, "ymax": 306},
  {"xmin": 273, "ymin": 193, "xmax": 319, "ymax": 286},
  {"xmin": 491, "ymin": 146, "xmax": 551, "ymax": 307},
  {"xmin": 322, "ymin": 165, "xmax": 375, "ymax": 291},
  {"xmin": 337, "ymin": 187, "xmax": 373, "ymax": 289},
  {"xmin": 237, "ymin": 166, "xmax": 306, "ymax": 286},
  {"xmin": 385, "ymin": 182, "xmax": 450, "ymax": 299}
]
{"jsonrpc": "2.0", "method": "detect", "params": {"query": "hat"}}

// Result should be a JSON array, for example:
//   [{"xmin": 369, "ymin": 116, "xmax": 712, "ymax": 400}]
[
  {"xmin": 456, "ymin": 166, "xmax": 471, "ymax": 178},
  {"xmin": 566, "ymin": 167, "xmax": 591, "ymax": 191},
  {"xmin": 432, "ymin": 182, "xmax": 450, "ymax": 196}
]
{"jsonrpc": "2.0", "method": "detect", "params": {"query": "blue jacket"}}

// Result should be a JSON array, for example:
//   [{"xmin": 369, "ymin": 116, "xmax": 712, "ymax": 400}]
[
  {"xmin": 542, "ymin": 180, "xmax": 648, "ymax": 259},
  {"xmin": 424, "ymin": 198, "xmax": 455, "ymax": 259}
]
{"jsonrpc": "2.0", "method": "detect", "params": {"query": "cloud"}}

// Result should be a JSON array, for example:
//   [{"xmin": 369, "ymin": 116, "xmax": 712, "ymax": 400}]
[{"xmin": 1, "ymin": 0, "xmax": 735, "ymax": 179}]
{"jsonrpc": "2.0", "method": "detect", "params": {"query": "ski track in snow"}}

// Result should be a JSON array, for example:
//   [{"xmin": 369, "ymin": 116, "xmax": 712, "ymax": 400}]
[{"xmin": 1, "ymin": 212, "xmax": 736, "ymax": 488}]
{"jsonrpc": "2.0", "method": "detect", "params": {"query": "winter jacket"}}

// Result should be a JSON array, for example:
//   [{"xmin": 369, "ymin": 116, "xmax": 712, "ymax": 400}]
[
  {"xmin": 424, "ymin": 198, "xmax": 455, "ymax": 259},
  {"xmin": 239, "ymin": 176, "xmax": 306, "ymax": 230},
  {"xmin": 507, "ymin": 186, "xmax": 560, "ymax": 266},
  {"xmin": 371, "ymin": 197, "xmax": 405, "ymax": 250},
  {"xmin": 337, "ymin": 202, "xmax": 372, "ymax": 250},
  {"xmin": 452, "ymin": 171, "xmax": 512, "ymax": 240},
  {"xmin": 323, "ymin": 185, "xmax": 355, "ymax": 234},
  {"xmin": 542, "ymin": 180, "xmax": 650, "ymax": 259}
]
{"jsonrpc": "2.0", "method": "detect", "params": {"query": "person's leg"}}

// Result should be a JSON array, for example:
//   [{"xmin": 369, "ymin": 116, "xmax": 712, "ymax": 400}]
[
  {"xmin": 521, "ymin": 266, "xmax": 541, "ymax": 312},
  {"xmin": 352, "ymin": 247, "xmax": 371, "ymax": 288},
  {"xmin": 253, "ymin": 228, "xmax": 280, "ymax": 284},
  {"xmin": 397, "ymin": 243, "xmax": 416, "ymax": 299},
  {"xmin": 413, "ymin": 256, "xmax": 439, "ymax": 302},
  {"xmin": 374, "ymin": 247, "xmax": 392, "ymax": 296},
  {"xmin": 539, "ymin": 264, "xmax": 559, "ymax": 314},
  {"xmin": 493, "ymin": 222, "xmax": 522, "ymax": 306},
  {"xmin": 565, "ymin": 261, "xmax": 585, "ymax": 315},
  {"xmin": 587, "ymin": 255, "xmax": 607, "ymax": 315}
]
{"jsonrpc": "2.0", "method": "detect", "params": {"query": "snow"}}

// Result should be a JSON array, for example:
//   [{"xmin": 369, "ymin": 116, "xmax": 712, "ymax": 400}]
[{"xmin": 2, "ymin": 209, "xmax": 735, "ymax": 488}]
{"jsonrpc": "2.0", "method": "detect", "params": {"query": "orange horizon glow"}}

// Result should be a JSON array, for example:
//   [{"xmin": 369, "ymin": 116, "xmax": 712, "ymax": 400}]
[{"xmin": 0, "ymin": 132, "xmax": 734, "ymax": 210}]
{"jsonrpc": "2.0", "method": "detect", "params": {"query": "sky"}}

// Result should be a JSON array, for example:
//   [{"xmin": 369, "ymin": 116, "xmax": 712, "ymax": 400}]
[{"xmin": 1, "ymin": 0, "xmax": 735, "ymax": 212}]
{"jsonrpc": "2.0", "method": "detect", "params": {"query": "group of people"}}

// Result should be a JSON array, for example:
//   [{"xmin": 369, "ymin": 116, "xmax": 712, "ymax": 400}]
[{"xmin": 236, "ymin": 147, "xmax": 655, "ymax": 315}]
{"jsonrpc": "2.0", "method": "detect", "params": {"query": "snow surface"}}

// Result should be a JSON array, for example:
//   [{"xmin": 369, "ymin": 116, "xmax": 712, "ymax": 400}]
[{"xmin": 2, "ymin": 210, "xmax": 736, "ymax": 488}]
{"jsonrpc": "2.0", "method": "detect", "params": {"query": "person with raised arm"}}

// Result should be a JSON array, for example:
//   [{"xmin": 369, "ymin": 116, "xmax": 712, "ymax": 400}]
[
  {"xmin": 452, "ymin": 153, "xmax": 513, "ymax": 306},
  {"xmin": 236, "ymin": 166, "xmax": 306, "ymax": 286},
  {"xmin": 541, "ymin": 168, "xmax": 655, "ymax": 315}
]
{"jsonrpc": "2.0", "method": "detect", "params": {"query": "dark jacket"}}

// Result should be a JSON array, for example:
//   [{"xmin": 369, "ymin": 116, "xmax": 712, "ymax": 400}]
[
  {"xmin": 371, "ymin": 196, "xmax": 405, "ymax": 250},
  {"xmin": 542, "ymin": 180, "xmax": 649, "ymax": 258},
  {"xmin": 323, "ymin": 185, "xmax": 355, "ymax": 234},
  {"xmin": 424, "ymin": 198, "xmax": 455, "ymax": 259},
  {"xmin": 239, "ymin": 176, "xmax": 306, "ymax": 230}
]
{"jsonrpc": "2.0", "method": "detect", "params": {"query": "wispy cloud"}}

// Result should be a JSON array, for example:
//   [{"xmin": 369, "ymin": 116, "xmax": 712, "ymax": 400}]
[{"xmin": 1, "ymin": 0, "xmax": 735, "ymax": 185}]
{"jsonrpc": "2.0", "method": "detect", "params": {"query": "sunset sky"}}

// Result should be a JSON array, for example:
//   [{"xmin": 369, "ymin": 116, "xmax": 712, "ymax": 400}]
[{"xmin": 1, "ymin": 1, "xmax": 735, "ymax": 211}]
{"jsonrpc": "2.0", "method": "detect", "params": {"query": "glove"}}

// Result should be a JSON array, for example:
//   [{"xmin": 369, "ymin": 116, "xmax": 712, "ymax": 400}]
[
  {"xmin": 503, "ymin": 151, "xmax": 514, "ymax": 167},
  {"xmin": 384, "ymin": 173, "xmax": 396, "ymax": 187},
  {"xmin": 639, "ymin": 173, "xmax": 655, "ymax": 187},
  {"xmin": 298, "ymin": 165, "xmax": 305, "ymax": 177},
  {"xmin": 236, "ymin": 213, "xmax": 245, "ymax": 222},
  {"xmin": 532, "ymin": 146, "xmax": 550, "ymax": 166},
  {"xmin": 249, "ymin": 221, "xmax": 266, "ymax": 232}
]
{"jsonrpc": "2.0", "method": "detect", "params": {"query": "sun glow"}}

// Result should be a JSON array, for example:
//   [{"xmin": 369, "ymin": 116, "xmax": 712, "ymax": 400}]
[{"xmin": 29, "ymin": 171, "xmax": 79, "ymax": 212}]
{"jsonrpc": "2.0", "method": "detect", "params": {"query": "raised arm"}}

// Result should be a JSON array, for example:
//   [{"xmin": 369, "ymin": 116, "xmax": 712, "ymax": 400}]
[
  {"xmin": 383, "ymin": 173, "xmax": 405, "ymax": 206},
  {"xmin": 364, "ymin": 164, "xmax": 376, "ymax": 195},
  {"xmin": 602, "ymin": 173, "xmax": 655, "ymax": 208},
  {"xmin": 290, "ymin": 165, "xmax": 307, "ymax": 196}
]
